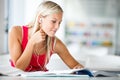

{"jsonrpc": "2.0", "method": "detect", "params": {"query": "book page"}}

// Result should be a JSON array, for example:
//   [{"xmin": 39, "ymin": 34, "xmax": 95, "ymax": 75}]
[{"xmin": 21, "ymin": 68, "xmax": 89, "ymax": 77}]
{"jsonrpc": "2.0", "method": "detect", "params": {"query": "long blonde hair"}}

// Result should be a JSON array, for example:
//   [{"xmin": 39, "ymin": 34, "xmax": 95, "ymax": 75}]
[
  {"xmin": 28, "ymin": 1, "xmax": 63, "ymax": 66},
  {"xmin": 28, "ymin": 1, "xmax": 63, "ymax": 33}
]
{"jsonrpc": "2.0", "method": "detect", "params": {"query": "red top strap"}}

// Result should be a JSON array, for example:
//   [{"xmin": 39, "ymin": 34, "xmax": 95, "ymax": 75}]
[{"xmin": 22, "ymin": 26, "xmax": 28, "ymax": 51}]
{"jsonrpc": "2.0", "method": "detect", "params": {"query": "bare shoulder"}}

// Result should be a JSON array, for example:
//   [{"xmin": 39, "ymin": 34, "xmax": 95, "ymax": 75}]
[
  {"xmin": 54, "ymin": 37, "xmax": 67, "ymax": 53},
  {"xmin": 54, "ymin": 37, "xmax": 62, "ymax": 45},
  {"xmin": 55, "ymin": 37, "xmax": 65, "ymax": 45},
  {"xmin": 9, "ymin": 26, "xmax": 22, "ymax": 33},
  {"xmin": 8, "ymin": 26, "xmax": 22, "ymax": 42}
]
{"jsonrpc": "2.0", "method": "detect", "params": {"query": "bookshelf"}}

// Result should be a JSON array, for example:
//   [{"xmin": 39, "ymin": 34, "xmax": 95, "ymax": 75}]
[{"xmin": 64, "ymin": 0, "xmax": 118, "ymax": 54}]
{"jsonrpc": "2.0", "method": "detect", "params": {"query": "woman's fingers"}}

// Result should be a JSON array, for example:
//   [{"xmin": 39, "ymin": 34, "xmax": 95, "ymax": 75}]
[{"xmin": 73, "ymin": 64, "xmax": 84, "ymax": 69}]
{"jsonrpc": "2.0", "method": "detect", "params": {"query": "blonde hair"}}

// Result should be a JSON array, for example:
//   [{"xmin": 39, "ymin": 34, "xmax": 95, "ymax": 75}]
[
  {"xmin": 28, "ymin": 1, "xmax": 63, "ymax": 33},
  {"xmin": 28, "ymin": 1, "xmax": 63, "ymax": 67}
]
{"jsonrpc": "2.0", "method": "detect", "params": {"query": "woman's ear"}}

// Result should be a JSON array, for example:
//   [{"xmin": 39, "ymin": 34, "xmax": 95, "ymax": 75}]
[
  {"xmin": 38, "ymin": 15, "xmax": 42, "ymax": 23},
  {"xmin": 39, "ymin": 18, "xmax": 42, "ymax": 23},
  {"xmin": 38, "ymin": 18, "xmax": 42, "ymax": 23}
]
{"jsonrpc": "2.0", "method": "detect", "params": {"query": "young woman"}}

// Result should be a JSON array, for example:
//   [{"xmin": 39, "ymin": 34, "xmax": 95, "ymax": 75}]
[{"xmin": 8, "ymin": 1, "xmax": 84, "ymax": 72}]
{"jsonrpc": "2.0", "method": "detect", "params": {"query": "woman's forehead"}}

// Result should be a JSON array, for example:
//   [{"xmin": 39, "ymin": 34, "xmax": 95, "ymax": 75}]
[{"xmin": 45, "ymin": 12, "xmax": 63, "ymax": 20}]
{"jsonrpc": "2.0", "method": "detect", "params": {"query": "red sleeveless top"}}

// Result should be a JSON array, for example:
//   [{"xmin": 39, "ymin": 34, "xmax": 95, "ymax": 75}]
[{"xmin": 10, "ymin": 26, "xmax": 55, "ymax": 72}]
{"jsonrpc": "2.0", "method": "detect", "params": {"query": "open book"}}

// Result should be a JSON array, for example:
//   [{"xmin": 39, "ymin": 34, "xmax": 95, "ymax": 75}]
[
  {"xmin": 21, "ymin": 68, "xmax": 93, "ymax": 77},
  {"xmin": 0, "ymin": 65, "xmax": 93, "ymax": 77}
]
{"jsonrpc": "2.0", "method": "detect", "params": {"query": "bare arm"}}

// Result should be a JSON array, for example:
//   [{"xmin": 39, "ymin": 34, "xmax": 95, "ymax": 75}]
[
  {"xmin": 8, "ymin": 26, "xmax": 34, "ymax": 71},
  {"xmin": 54, "ymin": 38, "xmax": 84, "ymax": 69}
]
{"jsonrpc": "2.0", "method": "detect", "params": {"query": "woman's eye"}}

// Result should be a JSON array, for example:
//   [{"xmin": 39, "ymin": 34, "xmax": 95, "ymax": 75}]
[
  {"xmin": 59, "ymin": 22, "xmax": 61, "ymax": 25},
  {"xmin": 52, "ymin": 20, "xmax": 56, "ymax": 23}
]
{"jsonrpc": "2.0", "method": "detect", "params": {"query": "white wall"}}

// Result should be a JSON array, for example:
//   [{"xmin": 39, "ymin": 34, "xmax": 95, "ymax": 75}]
[
  {"xmin": 0, "ymin": 0, "xmax": 6, "ymax": 54},
  {"xmin": 8, "ymin": 0, "xmax": 25, "ymax": 28},
  {"xmin": 24, "ymin": 0, "xmax": 42, "ymax": 24}
]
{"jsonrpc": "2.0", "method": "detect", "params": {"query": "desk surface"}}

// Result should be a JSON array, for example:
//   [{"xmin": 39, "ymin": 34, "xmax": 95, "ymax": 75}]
[{"xmin": 0, "ymin": 76, "xmax": 120, "ymax": 80}]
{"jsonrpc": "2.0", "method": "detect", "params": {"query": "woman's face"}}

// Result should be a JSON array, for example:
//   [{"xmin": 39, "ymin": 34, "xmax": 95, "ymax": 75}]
[{"xmin": 40, "ymin": 12, "xmax": 63, "ymax": 37}]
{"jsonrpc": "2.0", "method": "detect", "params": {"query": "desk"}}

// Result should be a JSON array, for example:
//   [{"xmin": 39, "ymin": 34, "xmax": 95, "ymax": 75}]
[{"xmin": 0, "ymin": 76, "xmax": 120, "ymax": 80}]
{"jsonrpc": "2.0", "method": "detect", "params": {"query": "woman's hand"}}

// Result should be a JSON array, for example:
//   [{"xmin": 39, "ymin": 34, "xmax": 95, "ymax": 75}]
[
  {"xmin": 30, "ymin": 29, "xmax": 46, "ymax": 45},
  {"xmin": 73, "ymin": 64, "xmax": 84, "ymax": 69}
]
